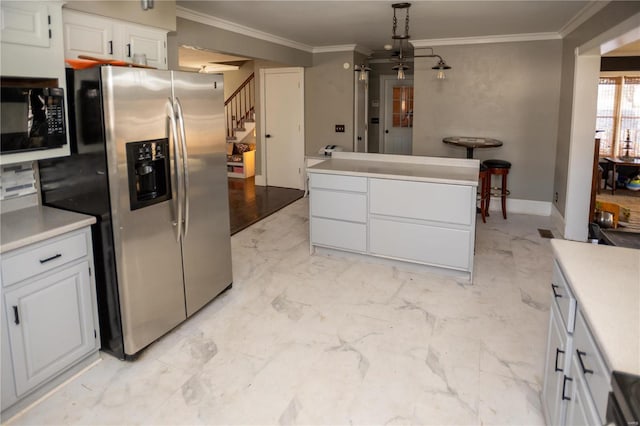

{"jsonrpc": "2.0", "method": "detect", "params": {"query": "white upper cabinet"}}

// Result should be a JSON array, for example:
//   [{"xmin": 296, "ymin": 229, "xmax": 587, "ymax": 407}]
[
  {"xmin": 122, "ymin": 24, "xmax": 167, "ymax": 69},
  {"xmin": 62, "ymin": 9, "xmax": 167, "ymax": 69},
  {"xmin": 63, "ymin": 10, "xmax": 114, "ymax": 59},
  {"xmin": 0, "ymin": 2, "xmax": 50, "ymax": 48}
]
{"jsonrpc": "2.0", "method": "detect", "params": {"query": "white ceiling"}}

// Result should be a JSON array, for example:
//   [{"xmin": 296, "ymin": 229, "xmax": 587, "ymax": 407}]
[{"xmin": 176, "ymin": 1, "xmax": 595, "ymax": 51}]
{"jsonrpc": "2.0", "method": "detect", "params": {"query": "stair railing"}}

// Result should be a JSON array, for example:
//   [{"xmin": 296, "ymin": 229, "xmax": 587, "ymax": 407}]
[{"xmin": 225, "ymin": 72, "xmax": 255, "ymax": 140}]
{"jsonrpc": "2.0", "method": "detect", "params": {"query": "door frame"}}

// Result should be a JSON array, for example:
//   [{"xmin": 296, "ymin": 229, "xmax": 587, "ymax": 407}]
[
  {"xmin": 256, "ymin": 67, "xmax": 305, "ymax": 189},
  {"xmin": 380, "ymin": 75, "xmax": 413, "ymax": 154},
  {"xmin": 353, "ymin": 72, "xmax": 368, "ymax": 152}
]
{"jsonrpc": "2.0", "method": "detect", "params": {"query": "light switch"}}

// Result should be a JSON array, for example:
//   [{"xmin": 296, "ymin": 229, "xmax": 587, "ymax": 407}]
[{"xmin": 335, "ymin": 124, "xmax": 345, "ymax": 132}]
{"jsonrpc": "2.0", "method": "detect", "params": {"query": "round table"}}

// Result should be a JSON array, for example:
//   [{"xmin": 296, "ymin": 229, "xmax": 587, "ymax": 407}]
[{"xmin": 443, "ymin": 137, "xmax": 503, "ymax": 159}]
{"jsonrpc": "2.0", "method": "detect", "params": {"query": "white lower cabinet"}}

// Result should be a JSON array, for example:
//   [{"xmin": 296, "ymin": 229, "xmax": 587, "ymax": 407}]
[
  {"xmin": 1, "ymin": 226, "xmax": 99, "ymax": 415},
  {"xmin": 543, "ymin": 259, "xmax": 612, "ymax": 426},
  {"xmin": 308, "ymin": 172, "xmax": 476, "ymax": 276},
  {"xmin": 542, "ymin": 301, "xmax": 571, "ymax": 426}
]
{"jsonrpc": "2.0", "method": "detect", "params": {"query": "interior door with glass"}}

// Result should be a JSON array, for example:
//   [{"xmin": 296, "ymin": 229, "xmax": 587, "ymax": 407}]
[{"xmin": 382, "ymin": 77, "xmax": 413, "ymax": 154}]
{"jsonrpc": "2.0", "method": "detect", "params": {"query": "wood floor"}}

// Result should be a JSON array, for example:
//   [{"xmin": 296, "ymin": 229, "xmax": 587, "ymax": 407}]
[{"xmin": 228, "ymin": 177, "xmax": 304, "ymax": 235}]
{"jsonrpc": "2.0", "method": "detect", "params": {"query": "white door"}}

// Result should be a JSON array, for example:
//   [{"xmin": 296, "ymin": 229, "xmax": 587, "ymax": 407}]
[
  {"xmin": 63, "ymin": 10, "xmax": 114, "ymax": 60},
  {"xmin": 382, "ymin": 76, "xmax": 413, "ymax": 154},
  {"xmin": 354, "ymin": 74, "xmax": 368, "ymax": 152},
  {"xmin": 262, "ymin": 68, "xmax": 304, "ymax": 189},
  {"xmin": 123, "ymin": 24, "xmax": 167, "ymax": 69}
]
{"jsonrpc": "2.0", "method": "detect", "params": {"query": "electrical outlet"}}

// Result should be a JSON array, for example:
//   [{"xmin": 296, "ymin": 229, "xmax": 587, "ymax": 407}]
[
  {"xmin": 335, "ymin": 124, "xmax": 345, "ymax": 133},
  {"xmin": 554, "ymin": 192, "xmax": 559, "ymax": 203}
]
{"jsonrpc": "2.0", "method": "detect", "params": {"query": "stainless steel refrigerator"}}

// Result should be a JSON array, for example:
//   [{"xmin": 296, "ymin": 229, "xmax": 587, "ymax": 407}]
[{"xmin": 39, "ymin": 66, "xmax": 233, "ymax": 359}]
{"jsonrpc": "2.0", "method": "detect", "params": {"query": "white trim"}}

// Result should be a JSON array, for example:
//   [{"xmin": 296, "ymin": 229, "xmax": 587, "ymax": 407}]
[
  {"xmin": 254, "ymin": 174, "xmax": 266, "ymax": 186},
  {"xmin": 176, "ymin": 6, "xmax": 313, "ymax": 53},
  {"xmin": 487, "ymin": 197, "xmax": 552, "ymax": 217},
  {"xmin": 559, "ymin": 1, "xmax": 611, "ymax": 38},
  {"xmin": 312, "ymin": 44, "xmax": 372, "ymax": 56},
  {"xmin": 551, "ymin": 204, "xmax": 566, "ymax": 239},
  {"xmin": 411, "ymin": 32, "xmax": 560, "ymax": 48}
]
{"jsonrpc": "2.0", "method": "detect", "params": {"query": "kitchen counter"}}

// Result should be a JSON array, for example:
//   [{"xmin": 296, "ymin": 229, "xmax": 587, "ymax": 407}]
[
  {"xmin": 1, "ymin": 205, "xmax": 96, "ymax": 253},
  {"xmin": 307, "ymin": 152, "xmax": 479, "ymax": 186},
  {"xmin": 550, "ymin": 239, "xmax": 640, "ymax": 375}
]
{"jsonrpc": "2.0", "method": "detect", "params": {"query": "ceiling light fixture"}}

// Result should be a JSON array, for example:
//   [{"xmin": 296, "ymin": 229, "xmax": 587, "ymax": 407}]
[{"xmin": 389, "ymin": 2, "xmax": 451, "ymax": 80}]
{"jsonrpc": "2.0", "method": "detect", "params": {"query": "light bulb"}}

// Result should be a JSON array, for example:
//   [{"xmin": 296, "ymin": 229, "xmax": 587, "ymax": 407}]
[
  {"xmin": 397, "ymin": 68, "xmax": 405, "ymax": 80},
  {"xmin": 436, "ymin": 70, "xmax": 446, "ymax": 80}
]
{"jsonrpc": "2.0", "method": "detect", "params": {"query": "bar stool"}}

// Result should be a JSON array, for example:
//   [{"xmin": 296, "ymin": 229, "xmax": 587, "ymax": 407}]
[
  {"xmin": 478, "ymin": 164, "xmax": 490, "ymax": 223},
  {"xmin": 483, "ymin": 159, "xmax": 512, "ymax": 219}
]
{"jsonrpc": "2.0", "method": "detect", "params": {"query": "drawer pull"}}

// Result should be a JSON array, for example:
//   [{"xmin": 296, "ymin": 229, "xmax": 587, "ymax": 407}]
[
  {"xmin": 39, "ymin": 253, "xmax": 62, "ymax": 264},
  {"xmin": 562, "ymin": 375, "xmax": 572, "ymax": 401},
  {"xmin": 576, "ymin": 350, "xmax": 594, "ymax": 375},
  {"xmin": 554, "ymin": 348, "xmax": 564, "ymax": 372},
  {"xmin": 13, "ymin": 306, "xmax": 19, "ymax": 325},
  {"xmin": 551, "ymin": 283, "xmax": 562, "ymax": 298}
]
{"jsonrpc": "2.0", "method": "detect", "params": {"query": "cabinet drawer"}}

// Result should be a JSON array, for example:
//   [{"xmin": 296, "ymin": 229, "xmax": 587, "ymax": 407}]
[
  {"xmin": 572, "ymin": 310, "xmax": 610, "ymax": 424},
  {"xmin": 370, "ymin": 179, "xmax": 473, "ymax": 225},
  {"xmin": 369, "ymin": 217, "xmax": 471, "ymax": 270},
  {"xmin": 311, "ymin": 190, "xmax": 367, "ymax": 222},
  {"xmin": 551, "ymin": 261, "xmax": 577, "ymax": 333},
  {"xmin": 2, "ymin": 231, "xmax": 88, "ymax": 287},
  {"xmin": 309, "ymin": 173, "xmax": 367, "ymax": 192},
  {"xmin": 311, "ymin": 217, "xmax": 366, "ymax": 252}
]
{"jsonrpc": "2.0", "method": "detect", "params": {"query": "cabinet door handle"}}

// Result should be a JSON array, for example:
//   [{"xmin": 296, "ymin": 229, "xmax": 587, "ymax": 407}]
[
  {"xmin": 562, "ymin": 375, "xmax": 572, "ymax": 401},
  {"xmin": 13, "ymin": 306, "xmax": 19, "ymax": 325},
  {"xmin": 554, "ymin": 348, "xmax": 564, "ymax": 372},
  {"xmin": 108, "ymin": 40, "xmax": 113, "ymax": 55},
  {"xmin": 551, "ymin": 283, "xmax": 562, "ymax": 298},
  {"xmin": 126, "ymin": 43, "xmax": 131, "ymax": 58},
  {"xmin": 576, "ymin": 350, "xmax": 594, "ymax": 375},
  {"xmin": 39, "ymin": 253, "xmax": 62, "ymax": 264}
]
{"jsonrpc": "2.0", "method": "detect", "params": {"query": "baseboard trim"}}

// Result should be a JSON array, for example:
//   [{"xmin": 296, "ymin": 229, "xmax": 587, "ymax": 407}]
[
  {"xmin": 254, "ymin": 174, "xmax": 266, "ymax": 186},
  {"xmin": 487, "ymin": 197, "xmax": 552, "ymax": 216},
  {"xmin": 550, "ymin": 204, "xmax": 566, "ymax": 239}
]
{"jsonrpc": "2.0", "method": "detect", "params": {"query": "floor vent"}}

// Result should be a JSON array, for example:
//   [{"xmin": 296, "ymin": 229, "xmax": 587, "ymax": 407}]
[{"xmin": 538, "ymin": 229, "xmax": 554, "ymax": 239}]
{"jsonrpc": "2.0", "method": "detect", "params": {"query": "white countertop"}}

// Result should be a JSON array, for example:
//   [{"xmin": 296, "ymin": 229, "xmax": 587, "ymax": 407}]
[
  {"xmin": 307, "ymin": 152, "xmax": 479, "ymax": 186},
  {"xmin": 1, "ymin": 205, "xmax": 96, "ymax": 253},
  {"xmin": 551, "ymin": 239, "xmax": 640, "ymax": 376}
]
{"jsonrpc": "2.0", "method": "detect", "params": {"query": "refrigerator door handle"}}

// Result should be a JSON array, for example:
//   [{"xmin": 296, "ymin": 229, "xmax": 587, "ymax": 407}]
[
  {"xmin": 175, "ymin": 97, "xmax": 190, "ymax": 238},
  {"xmin": 166, "ymin": 98, "xmax": 182, "ymax": 242}
]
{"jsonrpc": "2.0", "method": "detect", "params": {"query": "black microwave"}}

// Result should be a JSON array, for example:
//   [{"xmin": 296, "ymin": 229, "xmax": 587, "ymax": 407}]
[{"xmin": 1, "ymin": 86, "xmax": 67, "ymax": 154}]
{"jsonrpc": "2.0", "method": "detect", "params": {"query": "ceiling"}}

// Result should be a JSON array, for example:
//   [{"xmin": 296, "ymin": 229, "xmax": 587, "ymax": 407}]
[{"xmin": 176, "ymin": 1, "xmax": 594, "ymax": 52}]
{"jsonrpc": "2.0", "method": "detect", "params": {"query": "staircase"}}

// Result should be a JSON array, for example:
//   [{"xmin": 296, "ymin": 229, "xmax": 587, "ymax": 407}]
[{"xmin": 225, "ymin": 72, "xmax": 255, "ymax": 143}]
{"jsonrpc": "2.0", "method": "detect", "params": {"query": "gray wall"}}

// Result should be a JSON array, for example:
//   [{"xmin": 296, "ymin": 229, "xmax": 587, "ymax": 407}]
[
  {"xmin": 305, "ymin": 51, "xmax": 357, "ymax": 156},
  {"xmin": 412, "ymin": 40, "xmax": 562, "ymax": 203},
  {"xmin": 64, "ymin": 1, "xmax": 176, "ymax": 31},
  {"xmin": 222, "ymin": 61, "xmax": 255, "ymax": 101},
  {"xmin": 553, "ymin": 1, "xmax": 640, "ymax": 216}
]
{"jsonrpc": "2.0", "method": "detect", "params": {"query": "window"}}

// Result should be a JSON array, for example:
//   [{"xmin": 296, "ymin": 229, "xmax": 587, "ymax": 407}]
[
  {"xmin": 597, "ymin": 76, "xmax": 640, "ymax": 157},
  {"xmin": 392, "ymin": 86, "xmax": 413, "ymax": 128}
]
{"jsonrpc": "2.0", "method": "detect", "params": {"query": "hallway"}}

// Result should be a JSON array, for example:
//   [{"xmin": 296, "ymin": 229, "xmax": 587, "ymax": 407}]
[{"xmin": 228, "ymin": 177, "xmax": 304, "ymax": 235}]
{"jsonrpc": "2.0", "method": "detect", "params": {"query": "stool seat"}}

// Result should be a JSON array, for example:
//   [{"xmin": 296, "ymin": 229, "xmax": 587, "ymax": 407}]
[
  {"xmin": 483, "ymin": 159, "xmax": 511, "ymax": 169},
  {"xmin": 479, "ymin": 163, "xmax": 488, "ymax": 171}
]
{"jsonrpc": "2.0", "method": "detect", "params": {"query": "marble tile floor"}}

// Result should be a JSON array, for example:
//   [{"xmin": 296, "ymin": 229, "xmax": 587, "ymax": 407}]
[{"xmin": 6, "ymin": 198, "xmax": 558, "ymax": 426}]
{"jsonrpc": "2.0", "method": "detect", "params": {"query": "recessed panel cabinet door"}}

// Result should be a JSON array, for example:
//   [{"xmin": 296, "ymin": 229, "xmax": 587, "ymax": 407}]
[
  {"xmin": 4, "ymin": 262, "xmax": 97, "ymax": 397},
  {"xmin": 0, "ymin": 2, "xmax": 50, "ymax": 48},
  {"xmin": 123, "ymin": 24, "xmax": 166, "ymax": 69},
  {"xmin": 63, "ymin": 10, "xmax": 115, "ymax": 59}
]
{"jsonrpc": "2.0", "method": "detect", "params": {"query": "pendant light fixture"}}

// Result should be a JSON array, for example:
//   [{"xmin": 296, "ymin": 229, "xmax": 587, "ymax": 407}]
[{"xmin": 389, "ymin": 3, "xmax": 451, "ymax": 80}]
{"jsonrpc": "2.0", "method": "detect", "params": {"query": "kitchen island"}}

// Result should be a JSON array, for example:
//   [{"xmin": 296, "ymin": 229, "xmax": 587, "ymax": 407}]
[{"xmin": 307, "ymin": 152, "xmax": 480, "ymax": 280}]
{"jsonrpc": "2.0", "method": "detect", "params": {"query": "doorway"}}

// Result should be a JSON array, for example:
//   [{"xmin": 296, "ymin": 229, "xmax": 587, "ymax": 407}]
[
  {"xmin": 260, "ymin": 67, "xmax": 305, "ymax": 190},
  {"xmin": 381, "ymin": 76, "xmax": 413, "ymax": 154}
]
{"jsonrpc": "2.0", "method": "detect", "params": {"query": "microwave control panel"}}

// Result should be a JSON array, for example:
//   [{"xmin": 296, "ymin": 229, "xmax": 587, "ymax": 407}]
[{"xmin": 44, "ymin": 88, "xmax": 65, "ymax": 136}]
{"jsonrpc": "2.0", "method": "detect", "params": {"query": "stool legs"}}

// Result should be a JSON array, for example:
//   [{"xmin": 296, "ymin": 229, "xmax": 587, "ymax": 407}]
[
  {"xmin": 500, "ymin": 173, "xmax": 508, "ymax": 219},
  {"xmin": 486, "ymin": 168, "xmax": 510, "ymax": 220}
]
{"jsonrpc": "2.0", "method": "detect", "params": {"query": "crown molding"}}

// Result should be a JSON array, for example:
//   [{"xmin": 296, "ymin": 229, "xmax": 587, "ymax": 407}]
[
  {"xmin": 176, "ymin": 6, "xmax": 314, "ymax": 53},
  {"xmin": 411, "ymin": 32, "xmax": 561, "ymax": 48},
  {"xmin": 559, "ymin": 1, "xmax": 610, "ymax": 38},
  {"xmin": 312, "ymin": 44, "xmax": 373, "ymax": 56}
]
